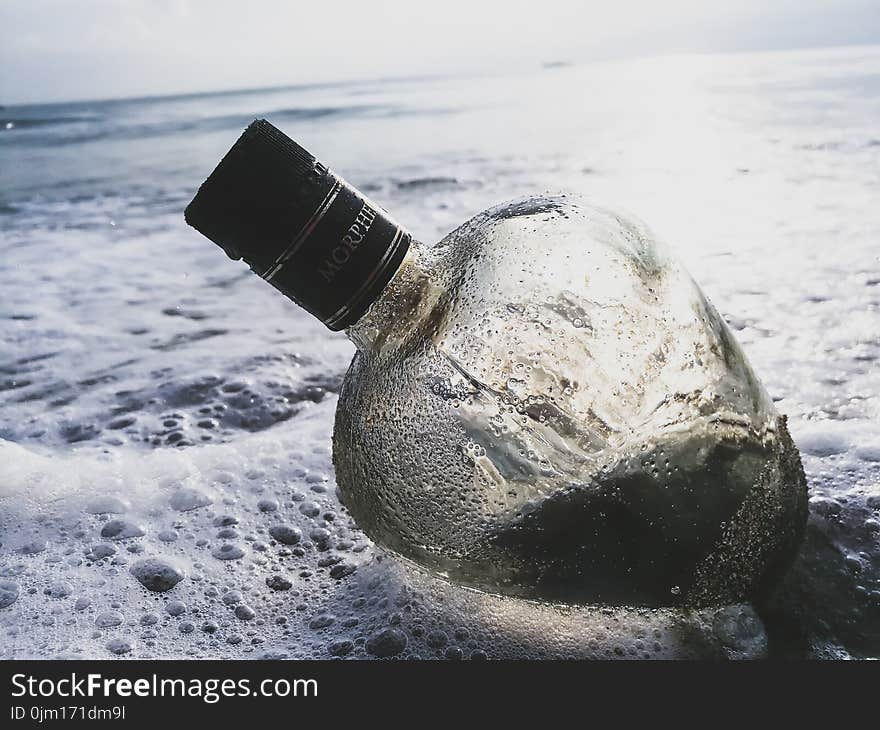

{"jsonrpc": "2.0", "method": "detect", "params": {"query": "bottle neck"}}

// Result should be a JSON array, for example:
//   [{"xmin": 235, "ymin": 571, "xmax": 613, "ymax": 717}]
[
  {"xmin": 259, "ymin": 176, "xmax": 414, "ymax": 331},
  {"xmin": 185, "ymin": 121, "xmax": 429, "ymax": 335},
  {"xmin": 346, "ymin": 238, "xmax": 438, "ymax": 355}
]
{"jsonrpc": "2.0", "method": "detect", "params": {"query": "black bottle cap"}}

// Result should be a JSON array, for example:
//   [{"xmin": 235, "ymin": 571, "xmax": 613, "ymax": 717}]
[{"xmin": 185, "ymin": 119, "xmax": 411, "ymax": 330}]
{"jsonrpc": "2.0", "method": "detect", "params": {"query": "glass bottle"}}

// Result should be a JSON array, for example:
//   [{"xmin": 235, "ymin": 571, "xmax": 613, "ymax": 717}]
[{"xmin": 186, "ymin": 120, "xmax": 807, "ymax": 606}]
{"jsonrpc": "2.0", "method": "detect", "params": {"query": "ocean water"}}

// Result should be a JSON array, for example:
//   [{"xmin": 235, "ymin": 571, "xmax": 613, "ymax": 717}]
[{"xmin": 1, "ymin": 45, "xmax": 879, "ymax": 659}]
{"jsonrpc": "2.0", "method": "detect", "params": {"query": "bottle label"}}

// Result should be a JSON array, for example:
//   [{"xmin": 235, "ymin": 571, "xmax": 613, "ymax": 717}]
[{"xmin": 255, "ymin": 172, "xmax": 410, "ymax": 330}]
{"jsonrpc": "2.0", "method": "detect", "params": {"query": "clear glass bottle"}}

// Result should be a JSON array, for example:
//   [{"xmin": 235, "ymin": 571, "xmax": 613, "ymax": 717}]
[{"xmin": 187, "ymin": 120, "xmax": 807, "ymax": 607}]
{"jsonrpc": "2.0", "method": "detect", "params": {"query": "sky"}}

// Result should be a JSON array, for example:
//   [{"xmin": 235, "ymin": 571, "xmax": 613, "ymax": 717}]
[{"xmin": 1, "ymin": 0, "xmax": 879, "ymax": 105}]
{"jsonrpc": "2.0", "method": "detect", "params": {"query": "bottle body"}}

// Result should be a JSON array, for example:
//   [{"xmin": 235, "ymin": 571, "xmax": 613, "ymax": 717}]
[
  {"xmin": 184, "ymin": 122, "xmax": 807, "ymax": 607},
  {"xmin": 334, "ymin": 194, "xmax": 807, "ymax": 606}
]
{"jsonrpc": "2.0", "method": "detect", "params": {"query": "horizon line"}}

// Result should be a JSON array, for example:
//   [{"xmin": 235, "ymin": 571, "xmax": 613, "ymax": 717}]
[{"xmin": 3, "ymin": 40, "xmax": 878, "ymax": 109}]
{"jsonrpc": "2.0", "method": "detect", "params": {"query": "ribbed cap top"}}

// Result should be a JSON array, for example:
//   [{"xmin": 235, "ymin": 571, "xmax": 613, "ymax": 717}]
[{"xmin": 184, "ymin": 119, "xmax": 334, "ymax": 268}]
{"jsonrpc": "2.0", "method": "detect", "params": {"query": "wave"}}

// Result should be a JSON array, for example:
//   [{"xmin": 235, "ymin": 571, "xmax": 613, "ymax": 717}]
[
  {"xmin": 394, "ymin": 176, "xmax": 461, "ymax": 190},
  {"xmin": 0, "ymin": 104, "xmax": 401, "ymax": 148},
  {"xmin": 1, "ymin": 113, "xmax": 105, "ymax": 130}
]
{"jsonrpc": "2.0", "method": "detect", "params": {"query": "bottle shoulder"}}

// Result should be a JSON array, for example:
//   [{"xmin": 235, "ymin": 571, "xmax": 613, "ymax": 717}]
[
  {"xmin": 349, "ymin": 192, "xmax": 776, "ymax": 444},
  {"xmin": 431, "ymin": 193, "xmax": 670, "ymax": 279}
]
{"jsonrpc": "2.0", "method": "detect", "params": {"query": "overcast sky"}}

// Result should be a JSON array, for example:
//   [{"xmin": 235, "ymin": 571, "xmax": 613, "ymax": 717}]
[{"xmin": 1, "ymin": 0, "xmax": 879, "ymax": 105}]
